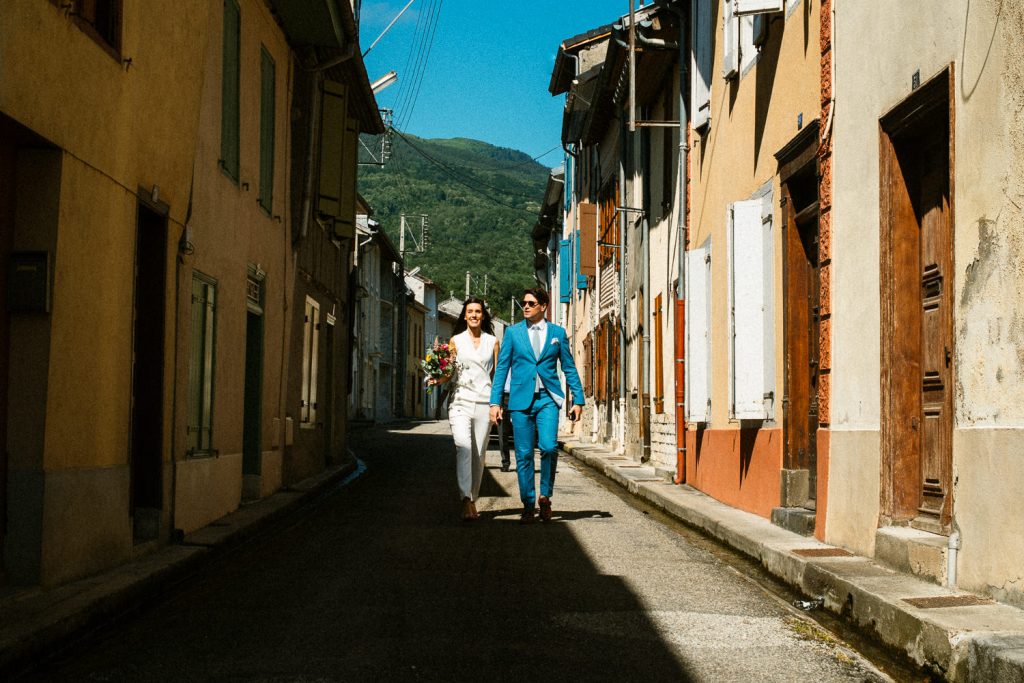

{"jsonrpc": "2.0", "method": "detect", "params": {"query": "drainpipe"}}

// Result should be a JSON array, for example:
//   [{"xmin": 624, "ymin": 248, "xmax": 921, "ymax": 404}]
[
  {"xmin": 618, "ymin": 119, "xmax": 628, "ymax": 449},
  {"xmin": 640, "ymin": 124, "xmax": 652, "ymax": 463},
  {"xmin": 666, "ymin": 1, "xmax": 690, "ymax": 484},
  {"xmin": 947, "ymin": 522, "xmax": 961, "ymax": 587}
]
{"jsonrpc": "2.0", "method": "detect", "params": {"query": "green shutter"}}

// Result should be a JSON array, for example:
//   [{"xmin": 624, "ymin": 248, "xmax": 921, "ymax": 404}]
[
  {"xmin": 318, "ymin": 79, "xmax": 348, "ymax": 219},
  {"xmin": 259, "ymin": 47, "xmax": 276, "ymax": 212},
  {"xmin": 220, "ymin": 0, "xmax": 241, "ymax": 181}
]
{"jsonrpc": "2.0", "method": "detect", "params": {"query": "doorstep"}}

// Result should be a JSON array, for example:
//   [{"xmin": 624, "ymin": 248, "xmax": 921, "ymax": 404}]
[{"xmin": 561, "ymin": 438, "xmax": 1024, "ymax": 682}]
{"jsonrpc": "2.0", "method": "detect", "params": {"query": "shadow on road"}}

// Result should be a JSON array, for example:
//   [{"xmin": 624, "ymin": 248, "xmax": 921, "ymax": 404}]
[{"xmin": 28, "ymin": 423, "xmax": 694, "ymax": 681}]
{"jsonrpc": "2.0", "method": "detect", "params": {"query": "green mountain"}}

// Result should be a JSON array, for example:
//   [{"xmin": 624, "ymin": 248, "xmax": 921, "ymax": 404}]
[{"xmin": 358, "ymin": 133, "xmax": 550, "ymax": 318}]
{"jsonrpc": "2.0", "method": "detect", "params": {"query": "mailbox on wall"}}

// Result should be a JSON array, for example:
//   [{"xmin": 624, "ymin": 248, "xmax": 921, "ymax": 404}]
[{"xmin": 7, "ymin": 251, "xmax": 50, "ymax": 314}]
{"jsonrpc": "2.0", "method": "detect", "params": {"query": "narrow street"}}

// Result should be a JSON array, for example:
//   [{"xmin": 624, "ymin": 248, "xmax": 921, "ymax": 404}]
[{"xmin": 28, "ymin": 423, "xmax": 886, "ymax": 682}]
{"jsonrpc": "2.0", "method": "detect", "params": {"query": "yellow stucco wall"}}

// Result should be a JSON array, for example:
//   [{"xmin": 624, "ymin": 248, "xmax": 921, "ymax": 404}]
[
  {"xmin": 173, "ymin": 0, "xmax": 294, "ymax": 529},
  {"xmin": 689, "ymin": 1, "xmax": 820, "ymax": 430}
]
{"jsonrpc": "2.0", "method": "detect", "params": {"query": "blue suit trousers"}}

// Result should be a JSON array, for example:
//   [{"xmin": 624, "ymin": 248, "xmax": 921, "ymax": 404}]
[{"xmin": 509, "ymin": 391, "xmax": 559, "ymax": 508}]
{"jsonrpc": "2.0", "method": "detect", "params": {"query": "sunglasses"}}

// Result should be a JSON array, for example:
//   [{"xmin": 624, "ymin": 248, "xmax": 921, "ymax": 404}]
[{"xmin": 522, "ymin": 300, "xmax": 540, "ymax": 308}]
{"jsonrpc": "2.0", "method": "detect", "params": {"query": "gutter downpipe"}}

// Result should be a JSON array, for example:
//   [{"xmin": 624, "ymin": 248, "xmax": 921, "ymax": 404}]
[
  {"xmin": 618, "ymin": 119, "xmax": 628, "ymax": 450},
  {"xmin": 668, "ymin": 0, "xmax": 689, "ymax": 484}
]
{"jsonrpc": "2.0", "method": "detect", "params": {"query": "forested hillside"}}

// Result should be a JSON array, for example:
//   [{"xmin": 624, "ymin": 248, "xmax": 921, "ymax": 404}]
[{"xmin": 358, "ymin": 133, "xmax": 550, "ymax": 317}]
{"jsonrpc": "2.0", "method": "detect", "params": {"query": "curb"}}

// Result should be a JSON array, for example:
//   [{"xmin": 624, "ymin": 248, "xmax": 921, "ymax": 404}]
[
  {"xmin": 0, "ymin": 458, "xmax": 359, "ymax": 678},
  {"xmin": 562, "ymin": 441, "xmax": 1024, "ymax": 682}
]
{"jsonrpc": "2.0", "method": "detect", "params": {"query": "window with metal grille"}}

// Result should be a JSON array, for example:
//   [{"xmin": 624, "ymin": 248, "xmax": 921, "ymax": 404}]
[
  {"xmin": 301, "ymin": 297, "xmax": 320, "ymax": 425},
  {"xmin": 188, "ymin": 274, "xmax": 217, "ymax": 455}
]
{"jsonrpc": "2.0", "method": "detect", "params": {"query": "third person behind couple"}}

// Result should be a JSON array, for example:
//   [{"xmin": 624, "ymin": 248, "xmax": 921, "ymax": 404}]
[{"xmin": 490, "ymin": 288, "xmax": 584, "ymax": 524}]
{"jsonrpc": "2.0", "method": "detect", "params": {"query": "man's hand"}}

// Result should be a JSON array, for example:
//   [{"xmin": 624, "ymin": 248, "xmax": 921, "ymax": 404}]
[
  {"xmin": 489, "ymin": 404, "xmax": 503, "ymax": 425},
  {"xmin": 570, "ymin": 405, "xmax": 583, "ymax": 422}
]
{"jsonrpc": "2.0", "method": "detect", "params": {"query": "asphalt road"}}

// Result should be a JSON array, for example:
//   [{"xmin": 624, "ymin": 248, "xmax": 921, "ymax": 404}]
[{"xmin": 29, "ymin": 421, "xmax": 888, "ymax": 682}]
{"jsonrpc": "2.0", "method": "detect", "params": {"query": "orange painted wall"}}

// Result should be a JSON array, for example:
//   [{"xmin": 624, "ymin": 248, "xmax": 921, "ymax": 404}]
[
  {"xmin": 685, "ymin": 427, "xmax": 783, "ymax": 519},
  {"xmin": 814, "ymin": 428, "xmax": 830, "ymax": 541}
]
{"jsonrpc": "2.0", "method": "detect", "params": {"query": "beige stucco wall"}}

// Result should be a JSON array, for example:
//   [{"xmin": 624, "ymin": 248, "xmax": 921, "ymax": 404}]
[
  {"xmin": 829, "ymin": 0, "xmax": 1024, "ymax": 601},
  {"xmin": 689, "ymin": 1, "xmax": 820, "ymax": 429}
]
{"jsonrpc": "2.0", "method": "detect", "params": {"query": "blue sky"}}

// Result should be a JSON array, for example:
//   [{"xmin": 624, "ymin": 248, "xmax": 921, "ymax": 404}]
[{"xmin": 360, "ymin": 0, "xmax": 632, "ymax": 164}]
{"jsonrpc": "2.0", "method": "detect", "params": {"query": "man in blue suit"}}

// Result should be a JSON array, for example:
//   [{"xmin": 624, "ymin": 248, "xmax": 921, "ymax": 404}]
[{"xmin": 490, "ymin": 288, "xmax": 584, "ymax": 524}]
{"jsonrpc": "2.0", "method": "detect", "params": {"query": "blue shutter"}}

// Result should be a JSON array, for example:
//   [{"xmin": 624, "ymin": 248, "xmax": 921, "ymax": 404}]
[
  {"xmin": 559, "ymin": 240, "xmax": 571, "ymax": 303},
  {"xmin": 575, "ymin": 230, "xmax": 587, "ymax": 290}
]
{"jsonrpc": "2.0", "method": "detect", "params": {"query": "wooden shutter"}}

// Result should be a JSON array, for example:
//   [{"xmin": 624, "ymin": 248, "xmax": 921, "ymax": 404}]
[
  {"xmin": 691, "ymin": 0, "xmax": 713, "ymax": 130},
  {"xmin": 722, "ymin": 0, "xmax": 739, "ymax": 79},
  {"xmin": 584, "ymin": 333, "xmax": 593, "ymax": 397},
  {"xmin": 318, "ymin": 80, "xmax": 348, "ymax": 220},
  {"xmin": 335, "ymin": 117, "xmax": 359, "ymax": 239},
  {"xmin": 579, "ymin": 202, "xmax": 598, "ymax": 276},
  {"xmin": 686, "ymin": 244, "xmax": 711, "ymax": 422},
  {"xmin": 733, "ymin": 0, "xmax": 784, "ymax": 16},
  {"xmin": 730, "ymin": 199, "xmax": 767, "ymax": 419},
  {"xmin": 220, "ymin": 0, "xmax": 241, "ymax": 180},
  {"xmin": 654, "ymin": 294, "xmax": 664, "ymax": 413},
  {"xmin": 559, "ymin": 239, "xmax": 571, "ymax": 302},
  {"xmin": 259, "ymin": 48, "xmax": 276, "ymax": 212}
]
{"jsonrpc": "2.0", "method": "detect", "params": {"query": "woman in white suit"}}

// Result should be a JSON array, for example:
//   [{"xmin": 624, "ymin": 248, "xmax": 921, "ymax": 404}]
[{"xmin": 428, "ymin": 297, "xmax": 499, "ymax": 521}]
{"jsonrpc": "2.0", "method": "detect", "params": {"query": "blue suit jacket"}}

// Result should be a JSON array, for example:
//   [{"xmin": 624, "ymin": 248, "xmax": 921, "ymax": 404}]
[{"xmin": 490, "ymin": 320, "xmax": 585, "ymax": 411}]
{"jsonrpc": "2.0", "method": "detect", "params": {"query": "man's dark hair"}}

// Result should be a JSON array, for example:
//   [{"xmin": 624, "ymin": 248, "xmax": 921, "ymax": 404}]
[{"xmin": 523, "ymin": 287, "xmax": 550, "ymax": 307}]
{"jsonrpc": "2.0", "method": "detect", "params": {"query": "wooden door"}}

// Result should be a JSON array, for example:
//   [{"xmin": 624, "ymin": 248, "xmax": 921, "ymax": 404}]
[
  {"xmin": 915, "ymin": 129, "xmax": 953, "ymax": 530},
  {"xmin": 880, "ymin": 68, "xmax": 954, "ymax": 533},
  {"xmin": 783, "ymin": 180, "xmax": 820, "ymax": 501}
]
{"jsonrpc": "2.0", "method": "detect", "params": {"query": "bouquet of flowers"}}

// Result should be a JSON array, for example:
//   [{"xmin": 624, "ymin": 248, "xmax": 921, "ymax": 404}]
[{"xmin": 421, "ymin": 338, "xmax": 458, "ymax": 393}]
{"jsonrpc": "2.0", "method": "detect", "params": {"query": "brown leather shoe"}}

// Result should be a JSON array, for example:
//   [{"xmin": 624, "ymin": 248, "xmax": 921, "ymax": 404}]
[
  {"xmin": 519, "ymin": 507, "xmax": 537, "ymax": 525},
  {"xmin": 538, "ymin": 496, "xmax": 553, "ymax": 523}
]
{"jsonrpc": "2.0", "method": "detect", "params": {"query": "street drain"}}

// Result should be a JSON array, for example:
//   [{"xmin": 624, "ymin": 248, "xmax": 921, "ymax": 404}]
[
  {"xmin": 791, "ymin": 548, "xmax": 853, "ymax": 558},
  {"xmin": 902, "ymin": 594, "xmax": 993, "ymax": 609}
]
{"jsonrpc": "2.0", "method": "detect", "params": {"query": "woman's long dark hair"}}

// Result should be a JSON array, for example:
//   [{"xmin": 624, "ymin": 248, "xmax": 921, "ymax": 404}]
[{"xmin": 452, "ymin": 297, "xmax": 494, "ymax": 336}]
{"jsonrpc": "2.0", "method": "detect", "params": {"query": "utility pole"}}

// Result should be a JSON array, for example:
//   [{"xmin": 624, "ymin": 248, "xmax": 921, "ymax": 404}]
[
  {"xmin": 483, "ymin": 274, "xmax": 488, "ymax": 296},
  {"xmin": 628, "ymin": 0, "xmax": 636, "ymax": 133},
  {"xmin": 399, "ymin": 213, "xmax": 406, "ymax": 259},
  {"xmin": 465, "ymin": 271, "xmax": 471, "ymax": 297}
]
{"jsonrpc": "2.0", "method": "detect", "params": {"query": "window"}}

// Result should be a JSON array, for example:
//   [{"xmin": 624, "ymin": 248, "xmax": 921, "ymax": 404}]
[
  {"xmin": 258, "ymin": 47, "xmax": 276, "ymax": 212},
  {"xmin": 653, "ymin": 294, "xmax": 664, "ymax": 413},
  {"xmin": 220, "ymin": 0, "xmax": 241, "ymax": 181},
  {"xmin": 686, "ymin": 241, "xmax": 712, "ymax": 423},
  {"xmin": 728, "ymin": 193, "xmax": 775, "ymax": 420},
  {"xmin": 301, "ymin": 297, "xmax": 320, "ymax": 425},
  {"xmin": 724, "ymin": 0, "xmax": 779, "ymax": 79},
  {"xmin": 188, "ymin": 274, "xmax": 217, "ymax": 455},
  {"xmin": 64, "ymin": 0, "xmax": 122, "ymax": 54}
]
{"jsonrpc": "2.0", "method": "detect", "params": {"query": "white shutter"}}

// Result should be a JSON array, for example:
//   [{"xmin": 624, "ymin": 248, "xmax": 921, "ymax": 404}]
[
  {"xmin": 691, "ymin": 0, "xmax": 713, "ymax": 130},
  {"xmin": 761, "ymin": 193, "xmax": 775, "ymax": 420},
  {"xmin": 722, "ymin": 0, "xmax": 739, "ymax": 79},
  {"xmin": 686, "ymin": 243, "xmax": 711, "ymax": 423},
  {"xmin": 730, "ymin": 199, "xmax": 766, "ymax": 419},
  {"xmin": 734, "ymin": 0, "xmax": 784, "ymax": 16}
]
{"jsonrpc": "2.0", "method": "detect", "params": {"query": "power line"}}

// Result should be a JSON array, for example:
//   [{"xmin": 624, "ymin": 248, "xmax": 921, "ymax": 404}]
[{"xmin": 399, "ymin": 0, "xmax": 444, "ymax": 130}]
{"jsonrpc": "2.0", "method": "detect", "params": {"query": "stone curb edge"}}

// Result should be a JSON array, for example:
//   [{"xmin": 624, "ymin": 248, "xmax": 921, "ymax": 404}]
[{"xmin": 561, "ymin": 441, "xmax": 1024, "ymax": 682}]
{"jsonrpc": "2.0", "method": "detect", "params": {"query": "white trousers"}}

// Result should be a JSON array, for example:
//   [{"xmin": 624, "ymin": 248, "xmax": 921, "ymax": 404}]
[{"xmin": 449, "ymin": 399, "xmax": 490, "ymax": 501}]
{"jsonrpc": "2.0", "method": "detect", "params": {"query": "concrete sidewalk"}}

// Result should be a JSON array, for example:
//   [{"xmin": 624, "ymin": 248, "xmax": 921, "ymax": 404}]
[
  {"xmin": 0, "ymin": 460, "xmax": 359, "ymax": 678},
  {"xmin": 561, "ymin": 439, "xmax": 1024, "ymax": 682}
]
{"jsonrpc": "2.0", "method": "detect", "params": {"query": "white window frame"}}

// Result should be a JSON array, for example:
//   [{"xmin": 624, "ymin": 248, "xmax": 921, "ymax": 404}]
[
  {"xmin": 733, "ymin": 0, "xmax": 784, "ymax": 16},
  {"xmin": 722, "ymin": 0, "xmax": 739, "ymax": 79},
  {"xmin": 301, "ymin": 296, "xmax": 320, "ymax": 426},
  {"xmin": 686, "ymin": 240, "xmax": 712, "ymax": 423},
  {"xmin": 728, "ymin": 189, "xmax": 775, "ymax": 421}
]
